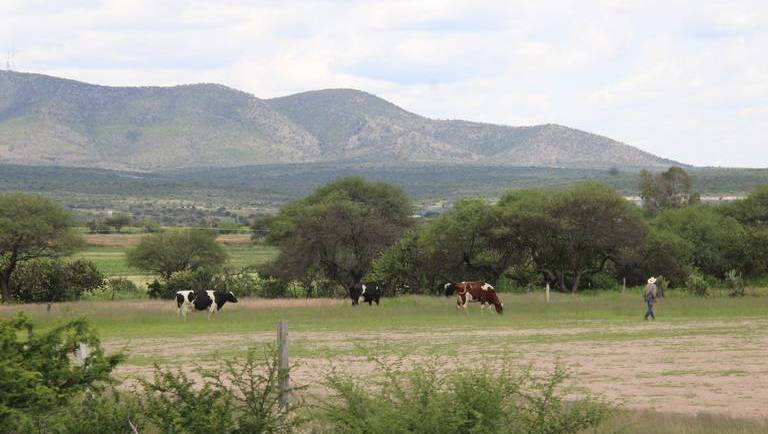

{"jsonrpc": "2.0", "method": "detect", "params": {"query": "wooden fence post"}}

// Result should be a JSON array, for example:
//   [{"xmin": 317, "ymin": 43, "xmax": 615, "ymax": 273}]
[
  {"xmin": 622, "ymin": 277, "xmax": 626, "ymax": 293},
  {"xmin": 545, "ymin": 283, "xmax": 550, "ymax": 303},
  {"xmin": 277, "ymin": 320, "xmax": 290, "ymax": 407}
]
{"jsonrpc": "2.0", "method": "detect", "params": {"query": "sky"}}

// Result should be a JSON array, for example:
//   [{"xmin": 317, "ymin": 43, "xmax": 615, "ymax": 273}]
[{"xmin": 1, "ymin": 0, "xmax": 766, "ymax": 168}]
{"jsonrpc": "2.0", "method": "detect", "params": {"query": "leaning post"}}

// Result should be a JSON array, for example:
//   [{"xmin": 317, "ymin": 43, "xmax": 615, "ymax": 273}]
[
  {"xmin": 277, "ymin": 320, "xmax": 290, "ymax": 408},
  {"xmin": 545, "ymin": 283, "xmax": 550, "ymax": 303}
]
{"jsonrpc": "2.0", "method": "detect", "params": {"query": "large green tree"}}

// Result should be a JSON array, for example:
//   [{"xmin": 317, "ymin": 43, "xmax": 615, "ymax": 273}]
[
  {"xmin": 503, "ymin": 183, "xmax": 647, "ymax": 292},
  {"xmin": 126, "ymin": 230, "xmax": 227, "ymax": 279},
  {"xmin": 725, "ymin": 186, "xmax": 768, "ymax": 275},
  {"xmin": 0, "ymin": 193, "xmax": 82, "ymax": 303},
  {"xmin": 266, "ymin": 177, "xmax": 412, "ymax": 294},
  {"xmin": 652, "ymin": 206, "xmax": 746, "ymax": 278}
]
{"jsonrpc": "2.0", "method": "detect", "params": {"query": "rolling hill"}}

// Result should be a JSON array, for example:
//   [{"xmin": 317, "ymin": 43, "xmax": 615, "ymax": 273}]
[{"xmin": 0, "ymin": 70, "xmax": 678, "ymax": 170}]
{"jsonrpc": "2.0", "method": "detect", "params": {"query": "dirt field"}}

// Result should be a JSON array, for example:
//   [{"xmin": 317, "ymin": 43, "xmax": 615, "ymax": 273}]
[
  {"xmin": 6, "ymin": 294, "xmax": 767, "ymax": 421},
  {"xmin": 95, "ymin": 304, "xmax": 768, "ymax": 419},
  {"xmin": 84, "ymin": 232, "xmax": 253, "ymax": 247}
]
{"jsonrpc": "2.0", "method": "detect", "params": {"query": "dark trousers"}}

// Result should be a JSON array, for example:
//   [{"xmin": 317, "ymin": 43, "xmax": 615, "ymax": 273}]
[{"xmin": 644, "ymin": 299, "xmax": 655, "ymax": 320}]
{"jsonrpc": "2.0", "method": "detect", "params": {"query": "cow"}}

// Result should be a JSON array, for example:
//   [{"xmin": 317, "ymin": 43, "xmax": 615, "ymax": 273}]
[
  {"xmin": 349, "ymin": 282, "xmax": 383, "ymax": 306},
  {"xmin": 176, "ymin": 290, "xmax": 238, "ymax": 318},
  {"xmin": 444, "ymin": 281, "xmax": 503, "ymax": 314}
]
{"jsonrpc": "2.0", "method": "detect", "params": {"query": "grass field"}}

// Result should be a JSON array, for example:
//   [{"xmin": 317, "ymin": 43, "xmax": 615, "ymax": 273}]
[
  {"xmin": 2, "ymin": 291, "xmax": 768, "ymax": 433},
  {"xmin": 72, "ymin": 233, "xmax": 278, "ymax": 283}
]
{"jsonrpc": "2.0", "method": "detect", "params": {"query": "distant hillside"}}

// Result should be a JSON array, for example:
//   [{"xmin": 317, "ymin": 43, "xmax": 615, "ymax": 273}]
[{"xmin": 0, "ymin": 70, "xmax": 678, "ymax": 170}]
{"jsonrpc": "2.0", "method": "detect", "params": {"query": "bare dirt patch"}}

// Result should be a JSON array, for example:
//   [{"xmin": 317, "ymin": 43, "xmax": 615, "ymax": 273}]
[
  {"xmin": 106, "ymin": 318, "xmax": 768, "ymax": 419},
  {"xmin": 85, "ymin": 233, "xmax": 142, "ymax": 247}
]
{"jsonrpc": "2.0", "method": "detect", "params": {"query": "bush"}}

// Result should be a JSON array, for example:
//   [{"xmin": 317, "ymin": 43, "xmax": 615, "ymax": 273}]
[
  {"xmin": 0, "ymin": 315, "xmax": 123, "ymax": 432},
  {"xmin": 587, "ymin": 272, "xmax": 619, "ymax": 290},
  {"xmin": 63, "ymin": 259, "xmax": 105, "ymax": 295},
  {"xmin": 319, "ymin": 359, "xmax": 611, "ymax": 434},
  {"xmin": 685, "ymin": 271, "xmax": 709, "ymax": 297},
  {"xmin": 138, "ymin": 348, "xmax": 302, "ymax": 434},
  {"xmin": 11, "ymin": 259, "xmax": 104, "ymax": 302},
  {"xmin": 725, "ymin": 269, "xmax": 745, "ymax": 297},
  {"xmin": 23, "ymin": 391, "xmax": 143, "ymax": 434}
]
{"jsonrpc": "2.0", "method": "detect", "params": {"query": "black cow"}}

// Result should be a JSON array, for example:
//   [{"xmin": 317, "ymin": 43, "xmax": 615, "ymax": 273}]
[
  {"xmin": 176, "ymin": 290, "xmax": 238, "ymax": 318},
  {"xmin": 349, "ymin": 282, "xmax": 383, "ymax": 306}
]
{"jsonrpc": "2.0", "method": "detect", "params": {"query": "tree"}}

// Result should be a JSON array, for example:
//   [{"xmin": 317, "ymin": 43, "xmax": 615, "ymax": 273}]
[
  {"xmin": 502, "ymin": 183, "xmax": 647, "ymax": 292},
  {"xmin": 126, "ymin": 230, "xmax": 227, "ymax": 279},
  {"xmin": 0, "ymin": 193, "xmax": 82, "ymax": 303},
  {"xmin": 104, "ymin": 213, "xmax": 132, "ymax": 233},
  {"xmin": 721, "ymin": 185, "xmax": 768, "ymax": 227},
  {"xmin": 652, "ymin": 206, "xmax": 746, "ymax": 278},
  {"xmin": 639, "ymin": 166, "xmax": 700, "ymax": 215},
  {"xmin": 720, "ymin": 186, "xmax": 768, "ymax": 276},
  {"xmin": 266, "ymin": 177, "xmax": 412, "ymax": 294}
]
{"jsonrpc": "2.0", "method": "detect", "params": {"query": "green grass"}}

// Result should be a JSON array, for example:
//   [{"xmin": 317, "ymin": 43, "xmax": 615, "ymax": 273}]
[
  {"xmin": 5, "ymin": 292, "xmax": 768, "ymax": 340},
  {"xmin": 70, "ymin": 244, "xmax": 278, "ymax": 277}
]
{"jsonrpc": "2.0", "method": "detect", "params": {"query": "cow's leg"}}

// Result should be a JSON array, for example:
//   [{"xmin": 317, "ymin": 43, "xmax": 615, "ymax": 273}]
[{"xmin": 208, "ymin": 305, "xmax": 216, "ymax": 319}]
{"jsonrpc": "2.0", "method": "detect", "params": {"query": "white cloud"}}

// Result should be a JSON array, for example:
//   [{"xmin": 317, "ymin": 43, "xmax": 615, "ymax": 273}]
[{"xmin": 1, "ymin": 0, "xmax": 767, "ymax": 167}]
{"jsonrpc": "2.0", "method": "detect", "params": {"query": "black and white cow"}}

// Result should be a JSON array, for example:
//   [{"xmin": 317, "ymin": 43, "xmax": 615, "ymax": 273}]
[
  {"xmin": 176, "ymin": 290, "xmax": 238, "ymax": 318},
  {"xmin": 349, "ymin": 282, "xmax": 383, "ymax": 306}
]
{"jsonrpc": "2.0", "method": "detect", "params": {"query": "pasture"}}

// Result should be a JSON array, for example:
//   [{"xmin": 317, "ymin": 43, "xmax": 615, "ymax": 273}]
[
  {"xmin": 72, "ymin": 233, "xmax": 278, "ymax": 283},
  {"xmin": 3, "ymin": 291, "xmax": 768, "ymax": 432}
]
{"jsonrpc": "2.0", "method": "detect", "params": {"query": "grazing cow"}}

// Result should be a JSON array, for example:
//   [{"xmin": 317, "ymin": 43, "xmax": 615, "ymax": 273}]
[
  {"xmin": 176, "ymin": 290, "xmax": 238, "ymax": 318},
  {"xmin": 349, "ymin": 282, "xmax": 383, "ymax": 306},
  {"xmin": 444, "ymin": 281, "xmax": 503, "ymax": 314}
]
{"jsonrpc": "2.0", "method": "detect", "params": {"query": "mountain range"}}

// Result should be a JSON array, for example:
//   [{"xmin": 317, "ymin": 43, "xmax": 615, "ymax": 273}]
[{"xmin": 0, "ymin": 70, "xmax": 678, "ymax": 170}]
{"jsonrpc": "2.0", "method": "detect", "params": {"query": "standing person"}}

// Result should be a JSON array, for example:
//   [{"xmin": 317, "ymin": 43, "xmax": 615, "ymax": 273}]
[{"xmin": 644, "ymin": 277, "xmax": 658, "ymax": 320}]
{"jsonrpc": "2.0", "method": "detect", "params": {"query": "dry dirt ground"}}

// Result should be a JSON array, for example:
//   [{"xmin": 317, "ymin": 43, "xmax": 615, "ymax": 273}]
[
  {"xmin": 104, "ymin": 317, "xmax": 768, "ymax": 419},
  {"xmin": 84, "ymin": 233, "xmax": 252, "ymax": 247}
]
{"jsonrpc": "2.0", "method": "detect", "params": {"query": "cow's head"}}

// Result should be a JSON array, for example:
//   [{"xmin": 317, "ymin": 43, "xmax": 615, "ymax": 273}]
[
  {"xmin": 223, "ymin": 291, "xmax": 238, "ymax": 303},
  {"xmin": 443, "ymin": 282, "xmax": 455, "ymax": 297}
]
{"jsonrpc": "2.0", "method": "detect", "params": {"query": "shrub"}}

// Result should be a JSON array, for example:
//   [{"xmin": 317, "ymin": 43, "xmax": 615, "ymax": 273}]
[
  {"xmin": 587, "ymin": 272, "xmax": 619, "ymax": 290},
  {"xmin": 216, "ymin": 268, "xmax": 263, "ymax": 297},
  {"xmin": 725, "ymin": 269, "xmax": 745, "ymax": 297},
  {"xmin": 63, "ymin": 259, "xmax": 105, "ymax": 295},
  {"xmin": 261, "ymin": 277, "xmax": 290, "ymax": 298},
  {"xmin": 23, "ymin": 391, "xmax": 143, "ymax": 434},
  {"xmin": 141, "ymin": 218, "xmax": 162, "ymax": 233},
  {"xmin": 138, "ymin": 348, "xmax": 302, "ymax": 434},
  {"xmin": 11, "ymin": 259, "xmax": 104, "ymax": 302},
  {"xmin": 685, "ymin": 271, "xmax": 709, "ymax": 297},
  {"xmin": 319, "ymin": 359, "xmax": 611, "ymax": 434},
  {"xmin": 0, "ymin": 315, "xmax": 123, "ymax": 432}
]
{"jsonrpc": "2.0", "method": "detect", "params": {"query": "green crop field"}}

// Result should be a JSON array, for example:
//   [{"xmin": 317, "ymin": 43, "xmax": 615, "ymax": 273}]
[
  {"xmin": 71, "ymin": 243, "xmax": 278, "ymax": 279},
  {"xmin": 3, "ymin": 291, "xmax": 768, "ymax": 432}
]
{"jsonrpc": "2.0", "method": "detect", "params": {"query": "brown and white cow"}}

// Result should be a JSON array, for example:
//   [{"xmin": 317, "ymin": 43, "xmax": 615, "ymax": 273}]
[{"xmin": 444, "ymin": 281, "xmax": 503, "ymax": 314}]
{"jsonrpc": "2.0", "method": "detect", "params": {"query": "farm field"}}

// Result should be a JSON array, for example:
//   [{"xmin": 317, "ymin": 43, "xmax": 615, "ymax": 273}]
[
  {"xmin": 72, "ymin": 233, "xmax": 277, "ymax": 282},
  {"xmin": 3, "ymin": 292, "xmax": 768, "ymax": 430}
]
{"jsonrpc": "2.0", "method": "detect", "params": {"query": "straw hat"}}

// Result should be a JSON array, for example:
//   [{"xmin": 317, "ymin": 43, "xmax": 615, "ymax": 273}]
[{"xmin": 647, "ymin": 277, "xmax": 657, "ymax": 284}]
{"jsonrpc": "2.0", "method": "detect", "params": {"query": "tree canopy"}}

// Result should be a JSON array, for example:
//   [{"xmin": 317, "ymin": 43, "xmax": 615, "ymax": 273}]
[
  {"xmin": 126, "ymin": 230, "xmax": 227, "ymax": 279},
  {"xmin": 639, "ymin": 167, "xmax": 700, "ymax": 215},
  {"xmin": 264, "ymin": 177, "xmax": 412, "ymax": 293},
  {"xmin": 0, "ymin": 193, "xmax": 82, "ymax": 303}
]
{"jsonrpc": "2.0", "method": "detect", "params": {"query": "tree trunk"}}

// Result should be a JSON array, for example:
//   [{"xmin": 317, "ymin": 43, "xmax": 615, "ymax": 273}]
[
  {"xmin": 0, "ymin": 277, "xmax": 10, "ymax": 303},
  {"xmin": 0, "ymin": 266, "xmax": 13, "ymax": 303},
  {"xmin": 0, "ymin": 253, "xmax": 18, "ymax": 303},
  {"xmin": 570, "ymin": 270, "xmax": 583, "ymax": 293}
]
